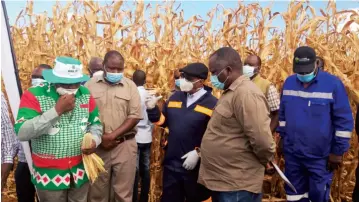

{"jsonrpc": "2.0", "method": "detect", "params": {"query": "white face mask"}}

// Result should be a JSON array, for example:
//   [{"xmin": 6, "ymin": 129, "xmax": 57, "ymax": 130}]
[
  {"xmin": 179, "ymin": 78, "xmax": 193, "ymax": 92},
  {"xmin": 56, "ymin": 87, "xmax": 78, "ymax": 95},
  {"xmin": 179, "ymin": 78, "xmax": 200, "ymax": 92},
  {"xmin": 93, "ymin": 70, "xmax": 104, "ymax": 78},
  {"xmin": 32, "ymin": 78, "xmax": 46, "ymax": 86},
  {"xmin": 243, "ymin": 65, "xmax": 256, "ymax": 78}
]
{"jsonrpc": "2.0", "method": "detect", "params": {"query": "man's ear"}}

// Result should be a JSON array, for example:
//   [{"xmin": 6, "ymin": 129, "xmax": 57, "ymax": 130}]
[{"xmin": 226, "ymin": 66, "xmax": 233, "ymax": 73}]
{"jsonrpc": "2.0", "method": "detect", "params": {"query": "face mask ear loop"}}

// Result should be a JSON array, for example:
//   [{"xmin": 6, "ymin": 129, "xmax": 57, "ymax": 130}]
[
  {"xmin": 191, "ymin": 79, "xmax": 203, "ymax": 93},
  {"xmin": 222, "ymin": 66, "xmax": 231, "ymax": 86}
]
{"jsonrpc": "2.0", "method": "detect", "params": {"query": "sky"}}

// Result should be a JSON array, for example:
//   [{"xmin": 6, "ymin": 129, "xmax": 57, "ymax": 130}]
[{"xmin": 3, "ymin": 0, "xmax": 359, "ymax": 38}]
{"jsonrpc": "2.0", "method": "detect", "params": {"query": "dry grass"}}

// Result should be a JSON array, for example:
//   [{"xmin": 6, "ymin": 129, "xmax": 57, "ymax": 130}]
[{"xmin": 1, "ymin": 1, "xmax": 358, "ymax": 201}]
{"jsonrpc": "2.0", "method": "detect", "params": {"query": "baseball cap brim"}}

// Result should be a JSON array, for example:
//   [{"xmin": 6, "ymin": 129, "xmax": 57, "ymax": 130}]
[
  {"xmin": 293, "ymin": 63, "xmax": 315, "ymax": 74},
  {"xmin": 42, "ymin": 69, "xmax": 90, "ymax": 84}
]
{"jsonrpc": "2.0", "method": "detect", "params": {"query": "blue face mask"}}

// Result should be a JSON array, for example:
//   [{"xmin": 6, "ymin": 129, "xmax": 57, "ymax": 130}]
[
  {"xmin": 297, "ymin": 71, "xmax": 316, "ymax": 83},
  {"xmin": 175, "ymin": 79, "xmax": 180, "ymax": 87},
  {"xmin": 210, "ymin": 68, "xmax": 228, "ymax": 90},
  {"xmin": 105, "ymin": 66, "xmax": 123, "ymax": 83},
  {"xmin": 106, "ymin": 72, "xmax": 123, "ymax": 83},
  {"xmin": 210, "ymin": 75, "xmax": 224, "ymax": 90}
]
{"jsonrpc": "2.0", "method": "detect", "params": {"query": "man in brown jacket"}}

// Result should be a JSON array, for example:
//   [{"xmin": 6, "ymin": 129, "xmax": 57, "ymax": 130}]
[
  {"xmin": 198, "ymin": 47, "xmax": 276, "ymax": 202},
  {"xmin": 86, "ymin": 50, "xmax": 142, "ymax": 202}
]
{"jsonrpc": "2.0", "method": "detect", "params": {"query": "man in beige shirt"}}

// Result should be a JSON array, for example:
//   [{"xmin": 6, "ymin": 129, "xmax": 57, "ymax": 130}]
[
  {"xmin": 88, "ymin": 57, "xmax": 104, "ymax": 78},
  {"xmin": 198, "ymin": 47, "xmax": 276, "ymax": 202},
  {"xmin": 85, "ymin": 50, "xmax": 142, "ymax": 202}
]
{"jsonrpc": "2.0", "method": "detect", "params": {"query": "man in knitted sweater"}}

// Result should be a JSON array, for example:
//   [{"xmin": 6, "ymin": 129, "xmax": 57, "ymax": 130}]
[{"xmin": 15, "ymin": 56, "xmax": 103, "ymax": 202}]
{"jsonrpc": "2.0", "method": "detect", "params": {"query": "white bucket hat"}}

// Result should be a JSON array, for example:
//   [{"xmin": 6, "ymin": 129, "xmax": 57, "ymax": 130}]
[{"xmin": 42, "ymin": 56, "xmax": 89, "ymax": 84}]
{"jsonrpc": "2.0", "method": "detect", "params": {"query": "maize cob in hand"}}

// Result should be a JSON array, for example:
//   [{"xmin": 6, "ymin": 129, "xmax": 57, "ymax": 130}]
[{"xmin": 82, "ymin": 133, "xmax": 106, "ymax": 183}]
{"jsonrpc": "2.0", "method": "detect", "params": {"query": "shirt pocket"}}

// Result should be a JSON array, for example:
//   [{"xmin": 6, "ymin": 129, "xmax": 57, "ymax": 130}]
[
  {"xmin": 310, "ymin": 100, "xmax": 330, "ymax": 117},
  {"xmin": 114, "ymin": 92, "xmax": 130, "ymax": 112},
  {"xmin": 309, "ymin": 99, "xmax": 332, "ymax": 138},
  {"xmin": 92, "ymin": 92, "xmax": 106, "ymax": 110},
  {"xmin": 213, "ymin": 104, "xmax": 235, "ymax": 129},
  {"xmin": 215, "ymin": 104, "xmax": 233, "ymax": 118}
]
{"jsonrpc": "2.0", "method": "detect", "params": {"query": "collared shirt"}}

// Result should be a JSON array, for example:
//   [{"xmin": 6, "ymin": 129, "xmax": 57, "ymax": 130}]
[
  {"xmin": 135, "ymin": 86, "xmax": 153, "ymax": 144},
  {"xmin": 1, "ymin": 93, "xmax": 19, "ymax": 164},
  {"xmin": 198, "ymin": 76, "xmax": 275, "ymax": 193},
  {"xmin": 267, "ymin": 85, "xmax": 280, "ymax": 112},
  {"xmin": 85, "ymin": 74, "xmax": 142, "ymax": 136},
  {"xmin": 17, "ymin": 144, "xmax": 27, "ymax": 163},
  {"xmin": 186, "ymin": 88, "xmax": 207, "ymax": 107}
]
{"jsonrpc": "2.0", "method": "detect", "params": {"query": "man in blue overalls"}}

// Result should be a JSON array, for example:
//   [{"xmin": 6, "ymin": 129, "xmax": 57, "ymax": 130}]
[
  {"xmin": 278, "ymin": 46, "xmax": 353, "ymax": 202},
  {"xmin": 146, "ymin": 63, "xmax": 217, "ymax": 202}
]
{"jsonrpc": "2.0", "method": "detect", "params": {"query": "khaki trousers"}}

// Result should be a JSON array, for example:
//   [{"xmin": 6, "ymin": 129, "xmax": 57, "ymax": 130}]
[
  {"xmin": 37, "ymin": 182, "xmax": 89, "ymax": 202},
  {"xmin": 88, "ymin": 138, "xmax": 137, "ymax": 202}
]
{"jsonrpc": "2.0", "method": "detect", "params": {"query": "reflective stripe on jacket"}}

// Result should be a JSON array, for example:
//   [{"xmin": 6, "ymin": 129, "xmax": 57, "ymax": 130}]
[{"xmin": 278, "ymin": 70, "xmax": 353, "ymax": 158}]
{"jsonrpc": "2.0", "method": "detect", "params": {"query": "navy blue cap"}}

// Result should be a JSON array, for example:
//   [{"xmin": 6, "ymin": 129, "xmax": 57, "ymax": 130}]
[
  {"xmin": 293, "ymin": 46, "xmax": 316, "ymax": 74},
  {"xmin": 180, "ymin": 63, "xmax": 209, "ymax": 79}
]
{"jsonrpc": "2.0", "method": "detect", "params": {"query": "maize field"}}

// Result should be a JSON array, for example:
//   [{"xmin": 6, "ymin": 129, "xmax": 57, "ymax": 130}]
[{"xmin": 1, "ymin": 1, "xmax": 359, "ymax": 201}]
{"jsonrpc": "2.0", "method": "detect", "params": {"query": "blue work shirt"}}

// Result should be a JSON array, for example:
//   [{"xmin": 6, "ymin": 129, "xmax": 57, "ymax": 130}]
[
  {"xmin": 278, "ymin": 70, "xmax": 353, "ymax": 159},
  {"xmin": 147, "ymin": 89, "xmax": 217, "ymax": 173}
]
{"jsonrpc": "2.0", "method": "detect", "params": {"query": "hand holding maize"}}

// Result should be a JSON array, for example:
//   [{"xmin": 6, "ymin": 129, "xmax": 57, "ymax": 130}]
[{"xmin": 82, "ymin": 133, "xmax": 106, "ymax": 183}]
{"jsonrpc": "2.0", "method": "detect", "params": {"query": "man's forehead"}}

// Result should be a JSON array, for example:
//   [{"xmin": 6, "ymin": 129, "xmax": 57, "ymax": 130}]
[
  {"xmin": 106, "ymin": 58, "xmax": 124, "ymax": 70},
  {"xmin": 107, "ymin": 56, "xmax": 123, "ymax": 64},
  {"xmin": 209, "ymin": 58, "xmax": 227, "ymax": 69},
  {"xmin": 94, "ymin": 60, "xmax": 102, "ymax": 65},
  {"xmin": 32, "ymin": 67, "xmax": 46, "ymax": 76},
  {"xmin": 90, "ymin": 62, "xmax": 103, "ymax": 68},
  {"xmin": 90, "ymin": 57, "xmax": 103, "ymax": 62},
  {"xmin": 245, "ymin": 56, "xmax": 259, "ymax": 64}
]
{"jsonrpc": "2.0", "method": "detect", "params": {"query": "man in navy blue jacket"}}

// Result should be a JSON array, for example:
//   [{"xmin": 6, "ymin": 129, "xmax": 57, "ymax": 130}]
[
  {"xmin": 278, "ymin": 46, "xmax": 353, "ymax": 202},
  {"xmin": 146, "ymin": 63, "xmax": 217, "ymax": 202}
]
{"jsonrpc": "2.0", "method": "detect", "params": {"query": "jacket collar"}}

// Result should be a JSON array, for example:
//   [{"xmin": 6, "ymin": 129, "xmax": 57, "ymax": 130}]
[{"xmin": 225, "ymin": 75, "xmax": 248, "ymax": 92}]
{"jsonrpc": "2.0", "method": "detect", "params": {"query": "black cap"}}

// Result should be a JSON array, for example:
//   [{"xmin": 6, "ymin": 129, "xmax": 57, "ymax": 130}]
[
  {"xmin": 293, "ymin": 46, "xmax": 317, "ymax": 74},
  {"xmin": 179, "ymin": 63, "xmax": 208, "ymax": 79}
]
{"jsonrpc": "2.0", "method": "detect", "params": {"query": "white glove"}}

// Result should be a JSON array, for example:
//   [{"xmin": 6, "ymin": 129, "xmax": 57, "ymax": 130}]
[
  {"xmin": 181, "ymin": 150, "xmax": 200, "ymax": 170},
  {"xmin": 145, "ymin": 95, "xmax": 162, "ymax": 109}
]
